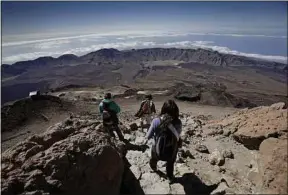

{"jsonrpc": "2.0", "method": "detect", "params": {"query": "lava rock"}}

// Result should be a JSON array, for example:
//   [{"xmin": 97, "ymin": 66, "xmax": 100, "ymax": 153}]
[
  {"xmin": 209, "ymin": 150, "xmax": 225, "ymax": 166},
  {"xmin": 195, "ymin": 144, "xmax": 209, "ymax": 154},
  {"xmin": 129, "ymin": 123, "xmax": 138, "ymax": 131},
  {"xmin": 222, "ymin": 149, "xmax": 234, "ymax": 159}
]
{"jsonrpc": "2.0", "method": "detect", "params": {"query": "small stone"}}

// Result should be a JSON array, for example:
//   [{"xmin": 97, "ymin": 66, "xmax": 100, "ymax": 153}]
[
  {"xmin": 211, "ymin": 181, "xmax": 228, "ymax": 195},
  {"xmin": 179, "ymin": 148, "xmax": 194, "ymax": 159},
  {"xmin": 185, "ymin": 129, "xmax": 195, "ymax": 136},
  {"xmin": 195, "ymin": 144, "xmax": 209, "ymax": 154},
  {"xmin": 182, "ymin": 134, "xmax": 190, "ymax": 144},
  {"xmin": 223, "ymin": 130, "xmax": 231, "ymax": 137},
  {"xmin": 129, "ymin": 123, "xmax": 138, "ymax": 131},
  {"xmin": 219, "ymin": 167, "xmax": 226, "ymax": 173},
  {"xmin": 135, "ymin": 136, "xmax": 145, "ymax": 145},
  {"xmin": 176, "ymin": 156, "xmax": 185, "ymax": 164},
  {"xmin": 64, "ymin": 119, "xmax": 73, "ymax": 126},
  {"xmin": 222, "ymin": 149, "xmax": 234, "ymax": 159},
  {"xmin": 209, "ymin": 150, "xmax": 225, "ymax": 166},
  {"xmin": 208, "ymin": 129, "xmax": 224, "ymax": 136},
  {"xmin": 58, "ymin": 93, "xmax": 66, "ymax": 97},
  {"xmin": 124, "ymin": 134, "xmax": 136, "ymax": 142},
  {"xmin": 270, "ymin": 102, "xmax": 286, "ymax": 110}
]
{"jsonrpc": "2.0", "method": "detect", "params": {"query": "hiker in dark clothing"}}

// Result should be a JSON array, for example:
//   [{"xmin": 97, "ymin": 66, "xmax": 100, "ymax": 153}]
[
  {"xmin": 135, "ymin": 94, "xmax": 156, "ymax": 131},
  {"xmin": 99, "ymin": 93, "xmax": 125, "ymax": 141},
  {"xmin": 145, "ymin": 100, "xmax": 182, "ymax": 183}
]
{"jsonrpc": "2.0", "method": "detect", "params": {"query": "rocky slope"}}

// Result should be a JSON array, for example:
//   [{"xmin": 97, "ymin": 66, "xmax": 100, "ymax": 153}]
[
  {"xmin": 2, "ymin": 95, "xmax": 64, "ymax": 133},
  {"xmin": 2, "ymin": 102, "xmax": 287, "ymax": 195},
  {"xmin": 204, "ymin": 102, "xmax": 287, "ymax": 194}
]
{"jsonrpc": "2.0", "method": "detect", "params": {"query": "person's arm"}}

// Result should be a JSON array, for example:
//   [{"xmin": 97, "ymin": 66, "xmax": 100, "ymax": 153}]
[
  {"xmin": 146, "ymin": 118, "xmax": 160, "ymax": 139},
  {"xmin": 99, "ymin": 102, "xmax": 103, "ymax": 113}
]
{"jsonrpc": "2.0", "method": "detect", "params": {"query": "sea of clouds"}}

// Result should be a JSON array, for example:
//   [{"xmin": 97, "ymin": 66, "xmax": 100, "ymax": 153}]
[{"xmin": 2, "ymin": 32, "xmax": 287, "ymax": 64}]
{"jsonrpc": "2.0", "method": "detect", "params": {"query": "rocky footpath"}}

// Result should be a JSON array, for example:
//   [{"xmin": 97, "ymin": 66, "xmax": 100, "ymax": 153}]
[
  {"xmin": 122, "ymin": 102, "xmax": 287, "ymax": 194},
  {"xmin": 124, "ymin": 114, "xmax": 254, "ymax": 194},
  {"xmin": 2, "ymin": 102, "xmax": 287, "ymax": 195}
]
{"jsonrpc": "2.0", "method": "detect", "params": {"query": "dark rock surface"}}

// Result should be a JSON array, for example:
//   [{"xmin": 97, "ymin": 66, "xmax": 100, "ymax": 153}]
[{"xmin": 1, "ymin": 116, "xmax": 125, "ymax": 195}]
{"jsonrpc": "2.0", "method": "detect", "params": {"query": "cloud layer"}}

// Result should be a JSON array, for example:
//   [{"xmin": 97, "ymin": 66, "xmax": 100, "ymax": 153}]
[{"xmin": 2, "ymin": 32, "xmax": 287, "ymax": 64}]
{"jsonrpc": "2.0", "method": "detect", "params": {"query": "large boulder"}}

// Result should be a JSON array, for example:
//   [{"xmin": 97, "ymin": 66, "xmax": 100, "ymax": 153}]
[
  {"xmin": 208, "ymin": 102, "xmax": 287, "ymax": 150},
  {"xmin": 258, "ymin": 137, "xmax": 287, "ymax": 194},
  {"xmin": 1, "ymin": 116, "xmax": 125, "ymax": 195},
  {"xmin": 232, "ymin": 103, "xmax": 287, "ymax": 149}
]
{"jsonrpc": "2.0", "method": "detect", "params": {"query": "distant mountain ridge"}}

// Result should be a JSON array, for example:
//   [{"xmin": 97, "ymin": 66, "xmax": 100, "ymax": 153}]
[
  {"xmin": 2, "ymin": 48, "xmax": 287, "ymax": 78},
  {"xmin": 1, "ymin": 48, "xmax": 287, "ymax": 104}
]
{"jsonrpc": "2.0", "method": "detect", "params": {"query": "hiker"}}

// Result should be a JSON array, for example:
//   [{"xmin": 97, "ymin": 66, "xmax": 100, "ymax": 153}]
[
  {"xmin": 99, "ymin": 93, "xmax": 125, "ymax": 141},
  {"xmin": 135, "ymin": 94, "xmax": 156, "ymax": 131},
  {"xmin": 145, "ymin": 99, "xmax": 182, "ymax": 183}
]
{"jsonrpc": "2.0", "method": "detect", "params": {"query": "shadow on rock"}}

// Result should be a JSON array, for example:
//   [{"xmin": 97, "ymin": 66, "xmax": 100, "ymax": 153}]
[
  {"xmin": 124, "ymin": 142, "xmax": 149, "ymax": 152},
  {"xmin": 155, "ymin": 170, "xmax": 168, "ymax": 179},
  {"xmin": 120, "ymin": 164, "xmax": 145, "ymax": 195},
  {"xmin": 175, "ymin": 173, "xmax": 218, "ymax": 195}
]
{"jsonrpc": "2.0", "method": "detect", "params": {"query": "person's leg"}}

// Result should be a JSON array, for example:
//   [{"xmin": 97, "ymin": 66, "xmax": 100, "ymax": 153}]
[
  {"xmin": 166, "ymin": 159, "xmax": 175, "ymax": 180},
  {"xmin": 143, "ymin": 115, "xmax": 150, "ymax": 132},
  {"xmin": 114, "ymin": 125, "xmax": 125, "ymax": 141},
  {"xmin": 140, "ymin": 117, "xmax": 144, "ymax": 132},
  {"xmin": 104, "ymin": 124, "xmax": 115, "ymax": 137},
  {"xmin": 149, "ymin": 145, "xmax": 158, "ymax": 171},
  {"xmin": 166, "ymin": 147, "xmax": 178, "ymax": 180}
]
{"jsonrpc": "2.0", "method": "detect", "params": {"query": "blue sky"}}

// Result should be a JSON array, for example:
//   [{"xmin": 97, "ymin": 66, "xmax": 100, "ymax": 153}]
[
  {"xmin": 1, "ymin": 1, "xmax": 287, "ymax": 64},
  {"xmin": 2, "ymin": 2, "xmax": 287, "ymax": 36}
]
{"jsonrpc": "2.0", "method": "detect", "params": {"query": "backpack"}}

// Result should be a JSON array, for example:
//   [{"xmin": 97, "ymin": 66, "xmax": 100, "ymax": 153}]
[
  {"xmin": 142, "ymin": 100, "xmax": 152, "ymax": 114},
  {"xmin": 155, "ymin": 115, "xmax": 178, "ymax": 161},
  {"xmin": 102, "ymin": 102, "xmax": 114, "ymax": 125}
]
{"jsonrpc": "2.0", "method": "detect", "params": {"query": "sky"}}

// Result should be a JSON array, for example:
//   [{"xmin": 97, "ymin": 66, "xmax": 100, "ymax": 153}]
[{"xmin": 1, "ymin": 1, "xmax": 287, "ymax": 64}]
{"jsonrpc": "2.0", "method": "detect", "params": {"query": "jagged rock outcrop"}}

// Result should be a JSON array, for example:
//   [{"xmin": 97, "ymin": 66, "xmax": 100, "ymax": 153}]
[
  {"xmin": 205, "ymin": 102, "xmax": 288, "ymax": 194},
  {"xmin": 173, "ymin": 83, "xmax": 256, "ymax": 108},
  {"xmin": 1, "ymin": 116, "xmax": 126, "ymax": 195},
  {"xmin": 208, "ymin": 102, "xmax": 287, "ymax": 150}
]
